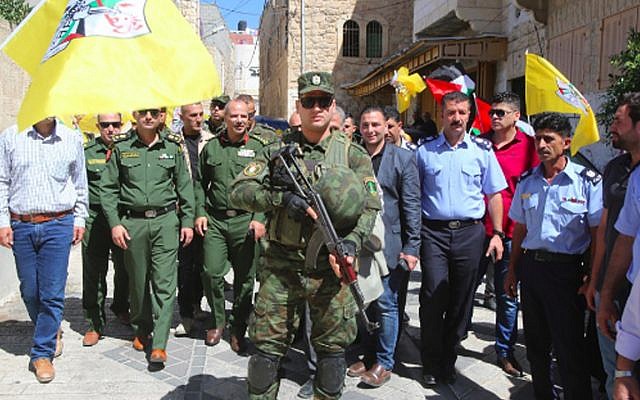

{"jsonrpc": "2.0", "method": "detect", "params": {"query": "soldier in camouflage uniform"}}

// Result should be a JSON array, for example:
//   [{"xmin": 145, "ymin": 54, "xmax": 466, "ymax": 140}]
[
  {"xmin": 194, "ymin": 99, "xmax": 271, "ymax": 351},
  {"xmin": 81, "ymin": 113, "xmax": 130, "ymax": 347},
  {"xmin": 206, "ymin": 95, "xmax": 229, "ymax": 135},
  {"xmin": 230, "ymin": 72, "xmax": 381, "ymax": 399},
  {"xmin": 100, "ymin": 108, "xmax": 195, "ymax": 365}
]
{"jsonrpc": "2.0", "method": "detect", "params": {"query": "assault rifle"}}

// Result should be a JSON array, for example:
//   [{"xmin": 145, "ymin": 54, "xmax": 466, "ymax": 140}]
[{"xmin": 271, "ymin": 144, "xmax": 379, "ymax": 333}]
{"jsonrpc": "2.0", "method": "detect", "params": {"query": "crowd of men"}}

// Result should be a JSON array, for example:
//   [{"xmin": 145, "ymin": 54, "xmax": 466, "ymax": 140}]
[{"xmin": 1, "ymin": 71, "xmax": 640, "ymax": 400}]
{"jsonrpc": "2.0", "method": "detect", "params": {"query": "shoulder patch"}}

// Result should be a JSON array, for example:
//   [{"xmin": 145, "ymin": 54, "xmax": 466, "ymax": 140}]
[
  {"xmin": 470, "ymin": 135, "xmax": 492, "ymax": 150},
  {"xmin": 580, "ymin": 168, "xmax": 602, "ymax": 185},
  {"xmin": 112, "ymin": 132, "xmax": 130, "ymax": 143},
  {"xmin": 363, "ymin": 177, "xmax": 378, "ymax": 196},
  {"xmin": 519, "ymin": 168, "xmax": 533, "ymax": 182},
  {"xmin": 243, "ymin": 161, "xmax": 264, "ymax": 177},
  {"xmin": 165, "ymin": 132, "xmax": 184, "ymax": 145}
]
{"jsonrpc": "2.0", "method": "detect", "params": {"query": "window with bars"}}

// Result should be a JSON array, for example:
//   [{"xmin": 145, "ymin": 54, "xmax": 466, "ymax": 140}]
[
  {"xmin": 366, "ymin": 21, "xmax": 382, "ymax": 58},
  {"xmin": 342, "ymin": 20, "xmax": 359, "ymax": 57}
]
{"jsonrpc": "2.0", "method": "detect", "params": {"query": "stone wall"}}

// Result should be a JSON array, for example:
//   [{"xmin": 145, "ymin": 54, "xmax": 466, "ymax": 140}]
[
  {"xmin": 260, "ymin": 0, "xmax": 414, "ymax": 119},
  {"xmin": 414, "ymin": 0, "xmax": 503, "ymax": 36},
  {"xmin": 173, "ymin": 0, "xmax": 200, "ymax": 35},
  {"xmin": 0, "ymin": 20, "xmax": 30, "ymax": 131}
]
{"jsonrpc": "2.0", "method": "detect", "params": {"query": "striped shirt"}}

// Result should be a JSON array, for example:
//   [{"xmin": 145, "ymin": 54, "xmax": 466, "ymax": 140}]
[{"xmin": 0, "ymin": 121, "xmax": 89, "ymax": 227}]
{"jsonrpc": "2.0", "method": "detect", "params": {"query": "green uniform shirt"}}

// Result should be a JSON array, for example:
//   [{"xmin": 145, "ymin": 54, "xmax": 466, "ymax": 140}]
[
  {"xmin": 99, "ymin": 129, "xmax": 195, "ymax": 229},
  {"xmin": 195, "ymin": 132, "xmax": 270, "ymax": 223},
  {"xmin": 230, "ymin": 130, "xmax": 380, "ymax": 255},
  {"xmin": 84, "ymin": 137, "xmax": 110, "ymax": 205},
  {"xmin": 250, "ymin": 122, "xmax": 279, "ymax": 143}
]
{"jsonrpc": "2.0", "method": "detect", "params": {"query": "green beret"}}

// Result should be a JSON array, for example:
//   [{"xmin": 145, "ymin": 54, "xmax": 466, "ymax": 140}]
[{"xmin": 298, "ymin": 71, "xmax": 334, "ymax": 95}]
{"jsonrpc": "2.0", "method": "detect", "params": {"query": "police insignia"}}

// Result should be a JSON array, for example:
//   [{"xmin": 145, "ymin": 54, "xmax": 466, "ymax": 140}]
[
  {"xmin": 312, "ymin": 75, "xmax": 321, "ymax": 85},
  {"xmin": 580, "ymin": 168, "xmax": 602, "ymax": 184},
  {"xmin": 363, "ymin": 177, "xmax": 378, "ymax": 196},
  {"xmin": 243, "ymin": 161, "xmax": 263, "ymax": 176}
]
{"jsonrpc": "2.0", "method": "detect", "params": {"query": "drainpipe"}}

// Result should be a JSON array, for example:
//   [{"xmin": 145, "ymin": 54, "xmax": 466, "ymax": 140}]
[{"xmin": 300, "ymin": 0, "xmax": 305, "ymax": 74}]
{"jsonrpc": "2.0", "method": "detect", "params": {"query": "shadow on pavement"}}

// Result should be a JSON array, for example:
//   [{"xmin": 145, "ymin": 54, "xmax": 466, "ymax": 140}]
[{"xmin": 161, "ymin": 374, "xmax": 248, "ymax": 400}]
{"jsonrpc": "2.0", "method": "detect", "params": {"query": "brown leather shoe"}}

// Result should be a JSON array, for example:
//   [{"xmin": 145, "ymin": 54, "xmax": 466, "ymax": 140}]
[
  {"xmin": 132, "ymin": 335, "xmax": 150, "ymax": 351},
  {"xmin": 497, "ymin": 355, "xmax": 524, "ymax": 377},
  {"xmin": 54, "ymin": 329, "xmax": 63, "ymax": 358},
  {"xmin": 82, "ymin": 330, "xmax": 101, "ymax": 347},
  {"xmin": 347, "ymin": 361, "xmax": 367, "ymax": 377},
  {"xmin": 230, "ymin": 334, "xmax": 247, "ymax": 353},
  {"xmin": 30, "ymin": 358, "xmax": 55, "ymax": 383},
  {"xmin": 150, "ymin": 349, "xmax": 167, "ymax": 363},
  {"xmin": 205, "ymin": 328, "xmax": 223, "ymax": 346},
  {"xmin": 360, "ymin": 363, "xmax": 391, "ymax": 387}
]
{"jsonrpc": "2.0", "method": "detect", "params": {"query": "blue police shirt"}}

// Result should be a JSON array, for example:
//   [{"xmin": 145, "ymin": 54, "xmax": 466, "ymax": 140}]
[
  {"xmin": 614, "ymin": 167, "xmax": 640, "ymax": 283},
  {"xmin": 509, "ymin": 157, "xmax": 602, "ymax": 254},
  {"xmin": 416, "ymin": 132, "xmax": 507, "ymax": 220}
]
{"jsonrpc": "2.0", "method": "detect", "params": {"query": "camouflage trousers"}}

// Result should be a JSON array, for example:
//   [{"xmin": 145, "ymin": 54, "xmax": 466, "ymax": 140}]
[{"xmin": 249, "ymin": 261, "xmax": 357, "ymax": 400}]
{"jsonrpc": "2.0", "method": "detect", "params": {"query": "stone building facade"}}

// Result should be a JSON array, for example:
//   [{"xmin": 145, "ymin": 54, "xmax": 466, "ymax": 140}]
[
  {"xmin": 259, "ymin": 0, "xmax": 415, "ymax": 119},
  {"xmin": 0, "ymin": 19, "xmax": 30, "ymax": 131}
]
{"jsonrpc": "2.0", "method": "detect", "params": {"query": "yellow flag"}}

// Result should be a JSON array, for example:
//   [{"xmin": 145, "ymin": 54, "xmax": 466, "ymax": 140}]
[
  {"xmin": 525, "ymin": 53, "xmax": 600, "ymax": 155},
  {"xmin": 1, "ymin": 0, "xmax": 221, "ymax": 130},
  {"xmin": 391, "ymin": 67, "xmax": 426, "ymax": 113}
]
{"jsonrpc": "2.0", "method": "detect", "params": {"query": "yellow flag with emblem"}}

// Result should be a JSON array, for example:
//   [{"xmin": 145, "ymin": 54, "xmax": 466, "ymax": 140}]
[
  {"xmin": 1, "ymin": 0, "xmax": 221, "ymax": 130},
  {"xmin": 391, "ymin": 67, "xmax": 427, "ymax": 113},
  {"xmin": 525, "ymin": 53, "xmax": 600, "ymax": 155}
]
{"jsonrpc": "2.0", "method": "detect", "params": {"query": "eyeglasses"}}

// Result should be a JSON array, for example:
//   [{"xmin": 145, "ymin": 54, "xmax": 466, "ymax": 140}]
[
  {"xmin": 210, "ymin": 102, "xmax": 225, "ymax": 110},
  {"xmin": 137, "ymin": 109, "xmax": 161, "ymax": 118},
  {"xmin": 488, "ymin": 109, "xmax": 514, "ymax": 118},
  {"xmin": 300, "ymin": 96, "xmax": 333, "ymax": 110},
  {"xmin": 98, "ymin": 121, "xmax": 122, "ymax": 129}
]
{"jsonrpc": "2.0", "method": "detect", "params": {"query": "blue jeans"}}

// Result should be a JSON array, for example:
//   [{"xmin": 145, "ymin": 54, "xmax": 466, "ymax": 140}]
[
  {"xmin": 374, "ymin": 266, "xmax": 407, "ymax": 370},
  {"xmin": 479, "ymin": 238, "xmax": 519, "ymax": 357},
  {"xmin": 11, "ymin": 214, "xmax": 73, "ymax": 361}
]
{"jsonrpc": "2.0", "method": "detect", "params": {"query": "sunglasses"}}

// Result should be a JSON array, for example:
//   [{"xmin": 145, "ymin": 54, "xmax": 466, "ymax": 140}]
[
  {"xmin": 137, "ymin": 109, "xmax": 161, "ymax": 118},
  {"xmin": 488, "ymin": 109, "xmax": 514, "ymax": 118},
  {"xmin": 211, "ymin": 102, "xmax": 226, "ymax": 109},
  {"xmin": 300, "ymin": 96, "xmax": 333, "ymax": 110},
  {"xmin": 98, "ymin": 121, "xmax": 122, "ymax": 129}
]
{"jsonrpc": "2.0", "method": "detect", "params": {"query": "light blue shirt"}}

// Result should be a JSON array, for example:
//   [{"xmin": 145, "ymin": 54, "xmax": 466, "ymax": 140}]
[
  {"xmin": 0, "ymin": 122, "xmax": 88, "ymax": 228},
  {"xmin": 416, "ymin": 132, "xmax": 507, "ymax": 220},
  {"xmin": 614, "ymin": 167, "xmax": 640, "ymax": 283},
  {"xmin": 509, "ymin": 157, "xmax": 602, "ymax": 254},
  {"xmin": 616, "ymin": 249, "xmax": 640, "ymax": 361}
]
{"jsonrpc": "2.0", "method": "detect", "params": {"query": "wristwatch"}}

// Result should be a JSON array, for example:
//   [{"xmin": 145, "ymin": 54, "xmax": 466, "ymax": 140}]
[
  {"xmin": 493, "ymin": 230, "xmax": 506, "ymax": 240},
  {"xmin": 615, "ymin": 369, "xmax": 634, "ymax": 378}
]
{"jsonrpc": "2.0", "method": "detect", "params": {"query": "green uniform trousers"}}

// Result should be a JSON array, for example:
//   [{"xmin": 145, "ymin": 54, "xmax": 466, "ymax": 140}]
[
  {"xmin": 81, "ymin": 209, "xmax": 129, "ymax": 332},
  {"xmin": 202, "ymin": 212, "xmax": 258, "ymax": 336},
  {"xmin": 122, "ymin": 211, "xmax": 179, "ymax": 350},
  {"xmin": 249, "ymin": 261, "xmax": 357, "ymax": 400}
]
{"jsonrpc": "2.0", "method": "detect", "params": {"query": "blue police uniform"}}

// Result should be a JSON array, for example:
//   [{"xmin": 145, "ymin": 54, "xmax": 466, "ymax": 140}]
[
  {"xmin": 416, "ymin": 132, "xmax": 507, "ymax": 381},
  {"xmin": 509, "ymin": 157, "xmax": 602, "ymax": 400}
]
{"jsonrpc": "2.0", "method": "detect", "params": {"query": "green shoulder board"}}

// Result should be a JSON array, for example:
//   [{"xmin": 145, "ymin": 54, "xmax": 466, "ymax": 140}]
[
  {"xmin": 112, "ymin": 132, "xmax": 131, "ymax": 143},
  {"xmin": 165, "ymin": 131, "xmax": 184, "ymax": 145}
]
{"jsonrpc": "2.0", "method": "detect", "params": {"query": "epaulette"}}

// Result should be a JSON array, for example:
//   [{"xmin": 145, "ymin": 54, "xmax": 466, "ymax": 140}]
[
  {"xmin": 416, "ymin": 135, "xmax": 437, "ymax": 147},
  {"xmin": 470, "ymin": 135, "xmax": 492, "ymax": 150},
  {"xmin": 518, "ymin": 168, "xmax": 534, "ymax": 182},
  {"xmin": 580, "ymin": 167, "xmax": 602, "ymax": 185},
  {"xmin": 165, "ymin": 131, "xmax": 184, "ymax": 145},
  {"xmin": 112, "ymin": 132, "xmax": 131, "ymax": 143},
  {"xmin": 83, "ymin": 136, "xmax": 95, "ymax": 149},
  {"xmin": 249, "ymin": 132, "xmax": 272, "ymax": 146}
]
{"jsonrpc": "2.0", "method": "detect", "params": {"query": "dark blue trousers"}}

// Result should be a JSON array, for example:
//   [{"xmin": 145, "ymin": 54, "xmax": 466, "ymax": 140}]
[
  {"xmin": 419, "ymin": 222, "xmax": 484, "ymax": 377},
  {"xmin": 519, "ymin": 252, "xmax": 592, "ymax": 400}
]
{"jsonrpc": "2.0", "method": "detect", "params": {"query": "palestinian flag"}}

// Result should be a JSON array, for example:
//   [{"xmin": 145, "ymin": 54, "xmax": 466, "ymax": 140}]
[{"xmin": 425, "ymin": 64, "xmax": 491, "ymax": 135}]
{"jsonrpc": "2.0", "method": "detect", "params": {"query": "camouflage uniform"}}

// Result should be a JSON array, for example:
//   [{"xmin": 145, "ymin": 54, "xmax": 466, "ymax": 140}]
[{"xmin": 230, "ymin": 126, "xmax": 380, "ymax": 399}]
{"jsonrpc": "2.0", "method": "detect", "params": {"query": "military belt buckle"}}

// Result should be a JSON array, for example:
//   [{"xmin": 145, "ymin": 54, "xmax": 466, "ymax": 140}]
[
  {"xmin": 448, "ymin": 220, "xmax": 461, "ymax": 229},
  {"xmin": 144, "ymin": 209, "xmax": 157, "ymax": 218},
  {"xmin": 226, "ymin": 210, "xmax": 238, "ymax": 217}
]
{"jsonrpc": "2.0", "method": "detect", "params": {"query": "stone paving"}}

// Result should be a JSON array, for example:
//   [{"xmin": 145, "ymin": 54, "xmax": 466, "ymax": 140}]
[{"xmin": 0, "ymin": 247, "xmax": 584, "ymax": 399}]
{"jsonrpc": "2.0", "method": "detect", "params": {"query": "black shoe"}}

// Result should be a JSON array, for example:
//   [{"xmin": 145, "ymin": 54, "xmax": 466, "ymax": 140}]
[
  {"xmin": 423, "ymin": 373, "xmax": 437, "ymax": 387},
  {"xmin": 444, "ymin": 370, "xmax": 457, "ymax": 384},
  {"xmin": 297, "ymin": 378, "xmax": 314, "ymax": 399}
]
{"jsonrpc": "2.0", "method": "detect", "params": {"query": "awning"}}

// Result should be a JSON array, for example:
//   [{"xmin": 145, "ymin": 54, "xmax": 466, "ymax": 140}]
[{"xmin": 342, "ymin": 35, "xmax": 508, "ymax": 97}]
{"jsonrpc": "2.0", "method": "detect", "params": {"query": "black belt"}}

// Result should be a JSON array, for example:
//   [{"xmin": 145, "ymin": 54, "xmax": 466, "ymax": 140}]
[
  {"xmin": 206, "ymin": 206, "xmax": 248, "ymax": 219},
  {"xmin": 423, "ymin": 219, "xmax": 480, "ymax": 230},
  {"xmin": 89, "ymin": 204, "xmax": 102, "ymax": 212},
  {"xmin": 523, "ymin": 249, "xmax": 582, "ymax": 264},
  {"xmin": 123, "ymin": 204, "xmax": 176, "ymax": 219}
]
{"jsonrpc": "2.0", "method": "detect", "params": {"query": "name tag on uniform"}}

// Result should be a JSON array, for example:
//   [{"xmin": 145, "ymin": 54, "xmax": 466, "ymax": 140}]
[
  {"xmin": 158, "ymin": 153, "xmax": 174, "ymax": 160},
  {"xmin": 87, "ymin": 158, "xmax": 106, "ymax": 165},
  {"xmin": 238, "ymin": 149, "xmax": 255, "ymax": 158},
  {"xmin": 562, "ymin": 196, "xmax": 586, "ymax": 204},
  {"xmin": 121, "ymin": 151, "xmax": 139, "ymax": 158}
]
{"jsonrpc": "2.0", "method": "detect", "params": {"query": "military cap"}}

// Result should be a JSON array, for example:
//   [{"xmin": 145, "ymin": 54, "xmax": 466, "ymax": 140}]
[
  {"xmin": 210, "ymin": 95, "xmax": 231, "ymax": 107},
  {"xmin": 298, "ymin": 71, "xmax": 334, "ymax": 95}
]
